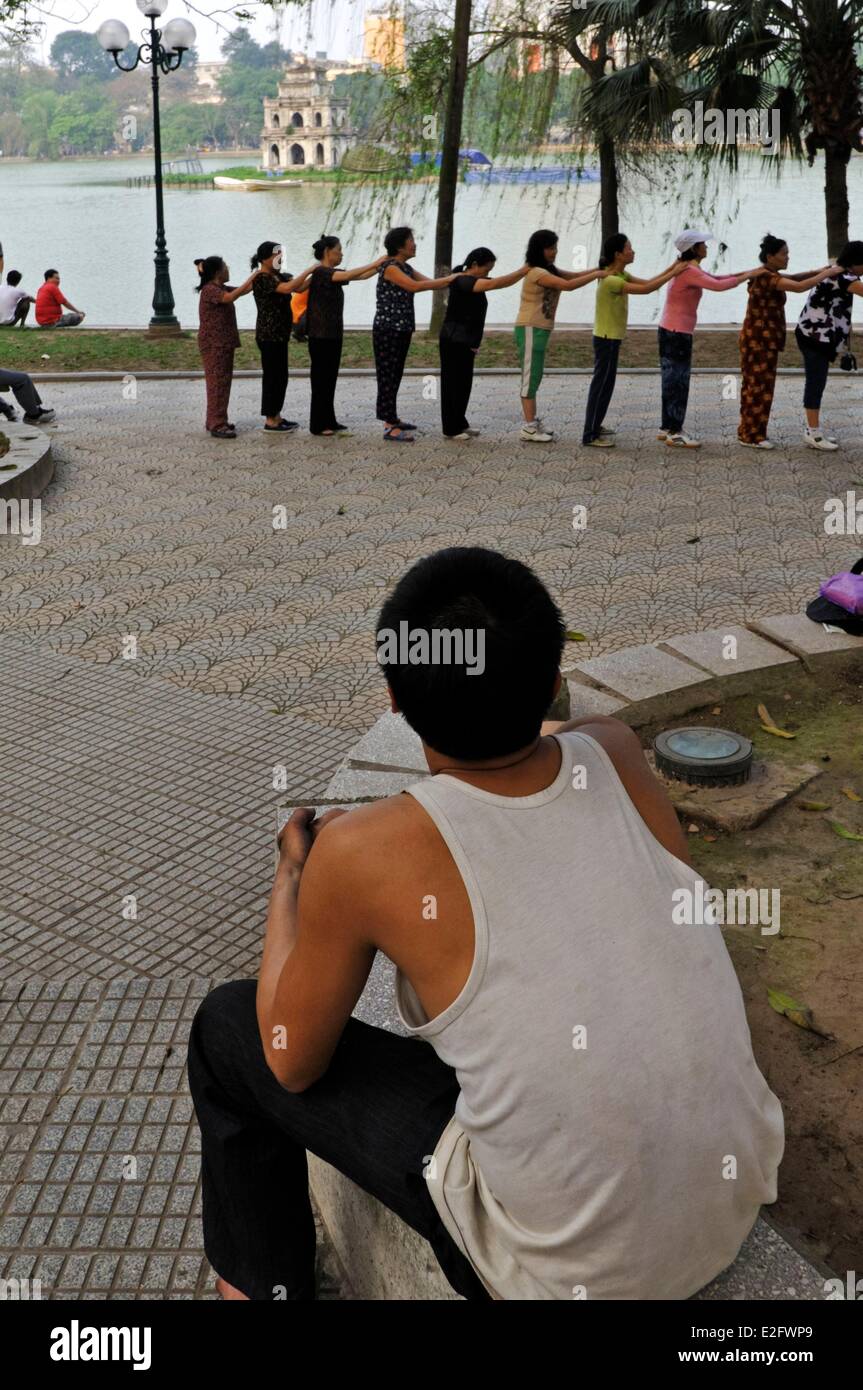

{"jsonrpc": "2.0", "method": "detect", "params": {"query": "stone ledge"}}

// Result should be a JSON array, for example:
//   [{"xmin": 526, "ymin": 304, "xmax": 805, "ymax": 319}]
[
  {"xmin": 748, "ymin": 613, "xmax": 863, "ymax": 673},
  {"xmin": 311, "ymin": 1158, "xmax": 829, "ymax": 1301},
  {"xmin": 0, "ymin": 421, "xmax": 54, "ymax": 500}
]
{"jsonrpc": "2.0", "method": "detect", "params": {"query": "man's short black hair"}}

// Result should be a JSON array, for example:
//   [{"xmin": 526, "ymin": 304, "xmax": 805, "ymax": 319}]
[
  {"xmin": 377, "ymin": 547, "xmax": 565, "ymax": 760},
  {"xmin": 44, "ymin": 268, "xmax": 58, "ymax": 280},
  {"xmin": 6, "ymin": 270, "xmax": 21, "ymax": 286}
]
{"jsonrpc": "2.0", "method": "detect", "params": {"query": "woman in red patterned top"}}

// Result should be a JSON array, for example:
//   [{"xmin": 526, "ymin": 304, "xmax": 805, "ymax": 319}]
[
  {"xmin": 196, "ymin": 257, "xmax": 259, "ymax": 439},
  {"xmin": 737, "ymin": 236, "xmax": 837, "ymax": 450}
]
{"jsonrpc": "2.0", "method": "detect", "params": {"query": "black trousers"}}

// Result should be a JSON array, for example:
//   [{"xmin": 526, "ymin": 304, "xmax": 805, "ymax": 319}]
[
  {"xmin": 258, "ymin": 339, "xmax": 289, "ymax": 419},
  {"xmin": 439, "ymin": 337, "xmax": 476, "ymax": 436},
  {"xmin": 0, "ymin": 367, "xmax": 42, "ymax": 417},
  {"xmin": 373, "ymin": 326, "xmax": 413, "ymax": 423},
  {"xmin": 187, "ymin": 979, "xmax": 493, "ymax": 1302},
  {"xmin": 582, "ymin": 336, "xmax": 621, "ymax": 442},
  {"xmin": 309, "ymin": 336, "xmax": 342, "ymax": 433},
  {"xmin": 658, "ymin": 326, "xmax": 693, "ymax": 434},
  {"xmin": 795, "ymin": 327, "xmax": 832, "ymax": 410}
]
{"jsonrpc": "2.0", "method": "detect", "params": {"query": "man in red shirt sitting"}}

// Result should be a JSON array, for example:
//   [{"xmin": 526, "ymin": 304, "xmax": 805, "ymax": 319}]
[{"xmin": 35, "ymin": 269, "xmax": 86, "ymax": 328}]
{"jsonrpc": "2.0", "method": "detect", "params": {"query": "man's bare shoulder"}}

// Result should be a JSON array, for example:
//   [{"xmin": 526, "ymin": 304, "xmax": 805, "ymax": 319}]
[{"xmin": 308, "ymin": 792, "xmax": 430, "ymax": 876}]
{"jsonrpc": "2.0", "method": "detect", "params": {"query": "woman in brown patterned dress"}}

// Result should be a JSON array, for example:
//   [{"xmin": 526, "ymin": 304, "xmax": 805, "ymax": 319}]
[
  {"xmin": 737, "ymin": 236, "xmax": 836, "ymax": 450},
  {"xmin": 196, "ymin": 257, "xmax": 259, "ymax": 439}
]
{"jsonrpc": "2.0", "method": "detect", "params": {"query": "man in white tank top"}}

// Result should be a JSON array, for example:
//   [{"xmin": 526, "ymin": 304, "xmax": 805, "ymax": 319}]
[{"xmin": 189, "ymin": 547, "xmax": 784, "ymax": 1301}]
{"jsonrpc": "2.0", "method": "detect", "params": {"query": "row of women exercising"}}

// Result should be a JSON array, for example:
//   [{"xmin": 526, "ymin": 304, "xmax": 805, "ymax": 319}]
[{"xmin": 193, "ymin": 227, "xmax": 862, "ymax": 449}]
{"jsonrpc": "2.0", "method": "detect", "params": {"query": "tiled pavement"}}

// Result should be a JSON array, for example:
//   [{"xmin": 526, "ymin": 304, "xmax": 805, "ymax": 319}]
[{"xmin": 1, "ymin": 372, "xmax": 861, "ymax": 1299}]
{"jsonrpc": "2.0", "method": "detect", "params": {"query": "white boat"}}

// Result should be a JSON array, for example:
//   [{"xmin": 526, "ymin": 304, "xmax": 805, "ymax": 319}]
[{"xmin": 213, "ymin": 175, "xmax": 304, "ymax": 191}]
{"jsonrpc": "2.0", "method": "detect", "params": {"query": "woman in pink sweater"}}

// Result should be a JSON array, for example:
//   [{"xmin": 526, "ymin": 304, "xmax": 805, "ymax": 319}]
[{"xmin": 658, "ymin": 230, "xmax": 765, "ymax": 448}]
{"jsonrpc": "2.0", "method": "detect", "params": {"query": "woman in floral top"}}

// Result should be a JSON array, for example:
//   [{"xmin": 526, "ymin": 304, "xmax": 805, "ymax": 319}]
[
  {"xmin": 373, "ymin": 226, "xmax": 456, "ymax": 441},
  {"xmin": 795, "ymin": 239, "xmax": 863, "ymax": 451},
  {"xmin": 738, "ymin": 235, "xmax": 837, "ymax": 450},
  {"xmin": 196, "ymin": 256, "xmax": 259, "ymax": 439}
]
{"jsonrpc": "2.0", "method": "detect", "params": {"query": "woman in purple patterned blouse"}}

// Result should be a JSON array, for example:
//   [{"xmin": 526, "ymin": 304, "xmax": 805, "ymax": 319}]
[{"xmin": 196, "ymin": 257, "xmax": 259, "ymax": 439}]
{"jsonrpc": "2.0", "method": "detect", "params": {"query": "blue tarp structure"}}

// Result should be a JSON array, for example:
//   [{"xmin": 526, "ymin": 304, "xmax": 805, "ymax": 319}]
[
  {"xmin": 409, "ymin": 149, "xmax": 493, "ymax": 167},
  {"xmin": 465, "ymin": 166, "xmax": 601, "ymax": 184}
]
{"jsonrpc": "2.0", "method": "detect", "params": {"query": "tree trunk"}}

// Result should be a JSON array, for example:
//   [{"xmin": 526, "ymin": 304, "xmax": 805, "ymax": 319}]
[
  {"xmin": 597, "ymin": 134, "xmax": 619, "ymax": 245},
  {"xmin": 429, "ymin": 0, "xmax": 472, "ymax": 335},
  {"xmin": 824, "ymin": 146, "xmax": 850, "ymax": 258}
]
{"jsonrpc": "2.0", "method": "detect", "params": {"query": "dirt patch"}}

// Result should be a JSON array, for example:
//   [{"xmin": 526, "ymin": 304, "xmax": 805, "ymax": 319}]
[{"xmin": 639, "ymin": 665, "xmax": 863, "ymax": 1273}]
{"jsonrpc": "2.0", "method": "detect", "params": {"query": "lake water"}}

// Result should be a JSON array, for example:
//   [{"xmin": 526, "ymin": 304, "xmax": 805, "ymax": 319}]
[{"xmin": 1, "ymin": 151, "xmax": 862, "ymax": 329}]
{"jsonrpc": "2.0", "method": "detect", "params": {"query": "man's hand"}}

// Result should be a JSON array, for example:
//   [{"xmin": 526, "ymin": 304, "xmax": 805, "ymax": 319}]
[{"xmin": 277, "ymin": 806, "xmax": 349, "ymax": 875}]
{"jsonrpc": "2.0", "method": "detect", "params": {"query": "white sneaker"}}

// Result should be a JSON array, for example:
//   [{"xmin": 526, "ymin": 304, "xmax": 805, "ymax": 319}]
[
  {"xmin": 584, "ymin": 436, "xmax": 615, "ymax": 448},
  {"xmin": 521, "ymin": 422, "xmax": 553, "ymax": 442},
  {"xmin": 465, "ymin": 427, "xmax": 481, "ymax": 437},
  {"xmin": 446, "ymin": 431, "xmax": 472, "ymax": 441},
  {"xmin": 805, "ymin": 429, "xmax": 839, "ymax": 451},
  {"xmin": 666, "ymin": 431, "xmax": 701, "ymax": 449},
  {"xmin": 656, "ymin": 429, "xmax": 669, "ymax": 441},
  {"xmin": 598, "ymin": 426, "xmax": 616, "ymax": 437},
  {"xmin": 738, "ymin": 437, "xmax": 776, "ymax": 449}
]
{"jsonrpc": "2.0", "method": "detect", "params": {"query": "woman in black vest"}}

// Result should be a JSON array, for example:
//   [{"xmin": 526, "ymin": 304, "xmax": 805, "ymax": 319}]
[
  {"xmin": 439, "ymin": 248, "xmax": 528, "ymax": 439},
  {"xmin": 307, "ymin": 236, "xmax": 386, "ymax": 435},
  {"xmin": 250, "ymin": 241, "xmax": 315, "ymax": 433}
]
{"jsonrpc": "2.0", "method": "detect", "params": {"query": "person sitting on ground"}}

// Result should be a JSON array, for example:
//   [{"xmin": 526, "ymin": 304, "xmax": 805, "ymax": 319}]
[
  {"xmin": 189, "ymin": 545, "xmax": 785, "ymax": 1302},
  {"xmin": 0, "ymin": 367, "xmax": 55, "ymax": 424},
  {"xmin": 0, "ymin": 271, "xmax": 35, "ymax": 328},
  {"xmin": 35, "ymin": 269, "xmax": 85, "ymax": 328}
]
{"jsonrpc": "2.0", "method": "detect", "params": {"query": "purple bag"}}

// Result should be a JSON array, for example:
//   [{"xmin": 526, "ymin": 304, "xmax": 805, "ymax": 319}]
[{"xmin": 820, "ymin": 571, "xmax": 863, "ymax": 615}]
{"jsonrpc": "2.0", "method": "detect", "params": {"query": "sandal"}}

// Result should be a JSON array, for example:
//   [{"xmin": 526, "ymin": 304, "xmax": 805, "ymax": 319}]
[
  {"xmin": 383, "ymin": 427, "xmax": 414, "ymax": 442},
  {"xmin": 210, "ymin": 426, "xmax": 237, "ymax": 439}
]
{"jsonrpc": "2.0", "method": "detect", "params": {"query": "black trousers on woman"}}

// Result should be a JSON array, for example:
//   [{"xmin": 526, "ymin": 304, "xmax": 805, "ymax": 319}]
[
  {"xmin": 373, "ymin": 326, "xmax": 413, "ymax": 423},
  {"xmin": 308, "ymin": 336, "xmax": 343, "ymax": 433},
  {"xmin": 258, "ymin": 339, "xmax": 289, "ymax": 419},
  {"xmin": 439, "ymin": 337, "xmax": 476, "ymax": 436},
  {"xmin": 187, "ymin": 979, "xmax": 493, "ymax": 1302}
]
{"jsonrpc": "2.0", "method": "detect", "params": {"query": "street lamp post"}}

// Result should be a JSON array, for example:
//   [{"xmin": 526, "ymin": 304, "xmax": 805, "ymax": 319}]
[{"xmin": 98, "ymin": 1, "xmax": 196, "ymax": 336}]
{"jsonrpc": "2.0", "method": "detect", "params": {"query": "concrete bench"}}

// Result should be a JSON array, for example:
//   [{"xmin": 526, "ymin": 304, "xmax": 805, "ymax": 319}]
[{"xmin": 310, "ymin": 1156, "xmax": 830, "ymax": 1300}]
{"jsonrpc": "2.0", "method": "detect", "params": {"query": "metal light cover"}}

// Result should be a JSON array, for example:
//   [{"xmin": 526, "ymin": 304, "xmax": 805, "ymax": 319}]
[
  {"xmin": 162, "ymin": 17, "xmax": 196, "ymax": 51},
  {"xmin": 97, "ymin": 19, "xmax": 131, "ymax": 52},
  {"xmin": 137, "ymin": 0, "xmax": 168, "ymax": 16},
  {"xmin": 653, "ymin": 726, "xmax": 753, "ymax": 787}
]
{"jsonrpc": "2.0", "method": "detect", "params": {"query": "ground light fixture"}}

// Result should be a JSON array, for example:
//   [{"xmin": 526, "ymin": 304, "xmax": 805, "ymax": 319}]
[
  {"xmin": 97, "ymin": 2, "xmax": 196, "ymax": 335},
  {"xmin": 653, "ymin": 726, "xmax": 753, "ymax": 787}
]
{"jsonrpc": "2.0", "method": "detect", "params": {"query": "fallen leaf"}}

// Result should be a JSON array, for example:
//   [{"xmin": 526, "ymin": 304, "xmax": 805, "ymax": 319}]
[
  {"xmin": 830, "ymin": 822, "xmax": 863, "ymax": 842},
  {"xmin": 767, "ymin": 988, "xmax": 832, "ymax": 1038},
  {"xmin": 336, "ymin": 505, "xmax": 345, "ymax": 515},
  {"xmin": 711, "ymin": 706, "xmax": 722, "ymax": 715},
  {"xmin": 703, "ymin": 834, "xmax": 717, "ymax": 842},
  {"xmin": 686, "ymin": 536, "xmax": 701, "ymax": 544},
  {"xmin": 687, "ymin": 822, "xmax": 699, "ymax": 834},
  {"xmin": 797, "ymin": 800, "xmax": 831, "ymax": 811},
  {"xmin": 565, "ymin": 630, "xmax": 588, "ymax": 641},
  {"xmin": 760, "ymin": 723, "xmax": 796, "ymax": 739},
  {"xmin": 841, "ymin": 786, "xmax": 862, "ymax": 802},
  {"xmin": 757, "ymin": 702, "xmax": 773, "ymax": 726},
  {"xmin": 0, "ymin": 464, "xmax": 16, "ymax": 472}
]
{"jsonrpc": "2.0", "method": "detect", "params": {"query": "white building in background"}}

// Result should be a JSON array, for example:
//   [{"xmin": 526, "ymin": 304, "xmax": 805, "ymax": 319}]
[
  {"xmin": 192, "ymin": 61, "xmax": 226, "ymax": 104},
  {"xmin": 260, "ymin": 61, "xmax": 354, "ymax": 169}
]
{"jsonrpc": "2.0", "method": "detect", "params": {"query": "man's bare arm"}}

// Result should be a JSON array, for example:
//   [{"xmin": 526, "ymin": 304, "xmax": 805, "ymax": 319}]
[{"xmin": 256, "ymin": 810, "xmax": 375, "ymax": 1092}]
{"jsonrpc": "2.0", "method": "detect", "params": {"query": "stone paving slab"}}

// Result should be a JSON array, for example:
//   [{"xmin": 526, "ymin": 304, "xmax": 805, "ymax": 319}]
[
  {"xmin": 749, "ymin": 612, "xmax": 863, "ymax": 667},
  {"xmin": 572, "ymin": 643, "xmax": 718, "ymax": 721},
  {"xmin": 660, "ymin": 625, "xmax": 800, "ymax": 681}
]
